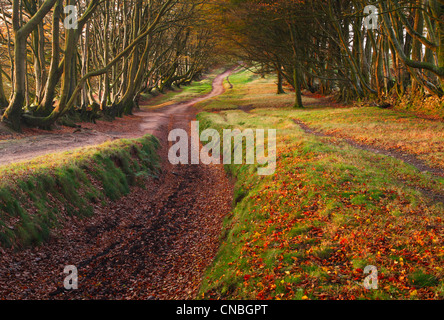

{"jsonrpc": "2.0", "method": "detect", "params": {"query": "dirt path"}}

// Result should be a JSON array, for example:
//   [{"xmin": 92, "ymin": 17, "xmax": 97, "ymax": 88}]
[
  {"xmin": 292, "ymin": 118, "xmax": 444, "ymax": 205},
  {"xmin": 292, "ymin": 118, "xmax": 444, "ymax": 178},
  {"xmin": 0, "ymin": 70, "xmax": 234, "ymax": 299},
  {"xmin": 0, "ymin": 70, "xmax": 232, "ymax": 167}
]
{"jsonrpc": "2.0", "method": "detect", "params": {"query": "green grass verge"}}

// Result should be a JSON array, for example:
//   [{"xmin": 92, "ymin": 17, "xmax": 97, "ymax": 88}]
[
  {"xmin": 0, "ymin": 135, "xmax": 160, "ymax": 249},
  {"xmin": 197, "ymin": 69, "xmax": 444, "ymax": 300}
]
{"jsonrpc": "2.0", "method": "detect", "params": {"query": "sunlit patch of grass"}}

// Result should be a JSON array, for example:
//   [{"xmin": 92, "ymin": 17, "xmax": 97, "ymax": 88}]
[
  {"xmin": 270, "ymin": 107, "xmax": 444, "ymax": 171},
  {"xmin": 196, "ymin": 68, "xmax": 296, "ymax": 112},
  {"xmin": 0, "ymin": 135, "xmax": 160, "ymax": 249},
  {"xmin": 141, "ymin": 68, "xmax": 225, "ymax": 110}
]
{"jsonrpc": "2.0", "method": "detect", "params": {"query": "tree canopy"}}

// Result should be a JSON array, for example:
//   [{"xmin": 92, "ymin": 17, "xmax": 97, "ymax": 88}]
[
  {"xmin": 0, "ymin": 0, "xmax": 443, "ymax": 130},
  {"xmin": 211, "ymin": 0, "xmax": 444, "ymax": 106},
  {"xmin": 0, "ymin": 0, "xmax": 219, "ymax": 130}
]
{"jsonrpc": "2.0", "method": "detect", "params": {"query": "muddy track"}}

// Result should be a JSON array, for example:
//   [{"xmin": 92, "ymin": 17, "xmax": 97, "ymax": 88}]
[{"xmin": 0, "ymin": 70, "xmax": 234, "ymax": 300}]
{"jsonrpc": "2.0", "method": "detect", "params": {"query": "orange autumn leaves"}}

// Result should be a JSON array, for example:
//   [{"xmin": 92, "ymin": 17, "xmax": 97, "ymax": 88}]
[{"xmin": 203, "ymin": 138, "xmax": 443, "ymax": 300}]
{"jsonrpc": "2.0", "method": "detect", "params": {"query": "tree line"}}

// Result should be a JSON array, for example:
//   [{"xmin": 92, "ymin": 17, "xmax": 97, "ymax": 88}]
[
  {"xmin": 213, "ymin": 0, "xmax": 444, "ymax": 107},
  {"xmin": 0, "ymin": 0, "xmax": 216, "ymax": 131}
]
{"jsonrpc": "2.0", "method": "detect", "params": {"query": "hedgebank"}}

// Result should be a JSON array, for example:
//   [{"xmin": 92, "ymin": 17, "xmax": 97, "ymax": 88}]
[{"xmin": 0, "ymin": 134, "xmax": 160, "ymax": 249}]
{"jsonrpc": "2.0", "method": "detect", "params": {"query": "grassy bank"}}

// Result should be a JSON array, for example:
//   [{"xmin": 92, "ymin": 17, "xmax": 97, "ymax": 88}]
[
  {"xmin": 0, "ymin": 135, "xmax": 160, "ymax": 249},
  {"xmin": 197, "ymin": 69, "xmax": 444, "ymax": 300}
]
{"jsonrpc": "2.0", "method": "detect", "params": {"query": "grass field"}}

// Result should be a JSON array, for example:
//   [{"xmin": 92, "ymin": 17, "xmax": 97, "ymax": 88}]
[{"xmin": 197, "ymin": 69, "xmax": 444, "ymax": 300}]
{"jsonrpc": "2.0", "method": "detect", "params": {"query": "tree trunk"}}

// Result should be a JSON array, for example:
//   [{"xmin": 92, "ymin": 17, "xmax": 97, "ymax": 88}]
[
  {"xmin": 276, "ymin": 62, "xmax": 285, "ymax": 94},
  {"xmin": 1, "ymin": 0, "xmax": 58, "ymax": 130},
  {"xmin": 2, "ymin": 32, "xmax": 27, "ymax": 131},
  {"xmin": 81, "ymin": 22, "xmax": 90, "ymax": 108},
  {"xmin": 32, "ymin": 21, "xmax": 47, "ymax": 105},
  {"xmin": 100, "ymin": 1, "xmax": 111, "ymax": 110},
  {"xmin": 0, "ymin": 64, "xmax": 8, "ymax": 108},
  {"xmin": 411, "ymin": 2, "xmax": 424, "ymax": 93},
  {"xmin": 434, "ymin": 1, "xmax": 444, "ymax": 90},
  {"xmin": 293, "ymin": 66, "xmax": 303, "ymax": 108}
]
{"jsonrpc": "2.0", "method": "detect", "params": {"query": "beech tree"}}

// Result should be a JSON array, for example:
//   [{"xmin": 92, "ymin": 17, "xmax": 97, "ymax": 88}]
[
  {"xmin": 1, "ymin": 0, "xmax": 59, "ymax": 130},
  {"xmin": 214, "ymin": 0, "xmax": 444, "ymax": 106},
  {"xmin": 0, "ymin": 0, "xmax": 216, "ymax": 131}
]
